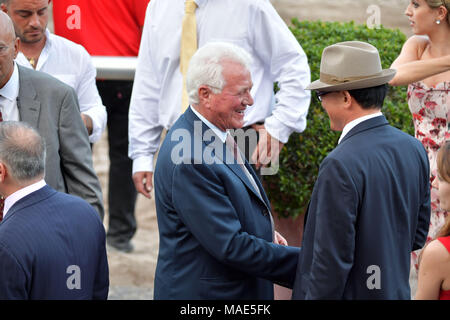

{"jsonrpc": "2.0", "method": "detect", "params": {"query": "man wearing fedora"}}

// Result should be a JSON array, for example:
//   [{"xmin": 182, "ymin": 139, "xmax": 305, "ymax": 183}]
[{"xmin": 291, "ymin": 41, "xmax": 431, "ymax": 299}]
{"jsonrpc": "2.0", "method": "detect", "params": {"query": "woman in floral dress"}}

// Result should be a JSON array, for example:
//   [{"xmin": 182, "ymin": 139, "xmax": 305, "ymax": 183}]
[{"xmin": 390, "ymin": 0, "xmax": 450, "ymax": 296}]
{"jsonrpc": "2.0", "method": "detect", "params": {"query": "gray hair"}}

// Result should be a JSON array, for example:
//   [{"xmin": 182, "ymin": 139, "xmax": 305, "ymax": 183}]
[
  {"xmin": 186, "ymin": 42, "xmax": 253, "ymax": 105},
  {"xmin": 0, "ymin": 122, "xmax": 46, "ymax": 183}
]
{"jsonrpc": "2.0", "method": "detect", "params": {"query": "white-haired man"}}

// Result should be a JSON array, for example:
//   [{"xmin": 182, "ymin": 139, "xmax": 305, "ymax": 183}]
[{"xmin": 153, "ymin": 42, "xmax": 300, "ymax": 300}]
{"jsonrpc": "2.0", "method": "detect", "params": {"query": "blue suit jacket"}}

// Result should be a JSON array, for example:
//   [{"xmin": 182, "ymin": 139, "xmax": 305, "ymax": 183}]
[
  {"xmin": 154, "ymin": 107, "xmax": 300, "ymax": 300},
  {"xmin": 292, "ymin": 116, "xmax": 430, "ymax": 300},
  {"xmin": 0, "ymin": 185, "xmax": 109, "ymax": 299}
]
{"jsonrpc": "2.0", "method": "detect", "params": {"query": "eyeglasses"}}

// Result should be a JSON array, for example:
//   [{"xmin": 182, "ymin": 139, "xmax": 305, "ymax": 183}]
[
  {"xmin": 316, "ymin": 91, "xmax": 332, "ymax": 102},
  {"xmin": 209, "ymin": 85, "xmax": 252, "ymax": 102}
]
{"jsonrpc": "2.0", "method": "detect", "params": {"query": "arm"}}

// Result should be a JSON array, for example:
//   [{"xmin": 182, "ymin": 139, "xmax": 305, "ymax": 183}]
[
  {"xmin": 93, "ymin": 224, "xmax": 110, "ymax": 300},
  {"xmin": 249, "ymin": 1, "xmax": 311, "ymax": 167},
  {"xmin": 390, "ymin": 35, "xmax": 450, "ymax": 86},
  {"xmin": 58, "ymin": 87, "xmax": 105, "ymax": 219},
  {"xmin": 129, "ymin": 3, "xmax": 163, "ymax": 196},
  {"xmin": 413, "ymin": 150, "xmax": 431, "ymax": 251},
  {"xmin": 76, "ymin": 49, "xmax": 107, "ymax": 143},
  {"xmin": 305, "ymin": 158, "xmax": 358, "ymax": 299},
  {"xmin": 0, "ymin": 243, "xmax": 28, "ymax": 299},
  {"xmin": 415, "ymin": 240, "xmax": 446, "ymax": 300},
  {"xmin": 172, "ymin": 162, "xmax": 300, "ymax": 287}
]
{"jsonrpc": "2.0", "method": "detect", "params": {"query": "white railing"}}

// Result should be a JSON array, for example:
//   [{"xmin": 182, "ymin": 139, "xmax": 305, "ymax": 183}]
[{"xmin": 91, "ymin": 56, "xmax": 138, "ymax": 81}]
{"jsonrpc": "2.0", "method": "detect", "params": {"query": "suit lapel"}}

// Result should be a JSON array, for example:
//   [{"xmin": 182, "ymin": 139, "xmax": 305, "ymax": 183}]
[
  {"xmin": 17, "ymin": 66, "xmax": 41, "ymax": 128},
  {"xmin": 184, "ymin": 108, "xmax": 270, "ymax": 208}
]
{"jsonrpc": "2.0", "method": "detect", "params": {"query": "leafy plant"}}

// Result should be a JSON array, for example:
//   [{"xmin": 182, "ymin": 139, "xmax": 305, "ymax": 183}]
[{"xmin": 265, "ymin": 20, "xmax": 412, "ymax": 218}]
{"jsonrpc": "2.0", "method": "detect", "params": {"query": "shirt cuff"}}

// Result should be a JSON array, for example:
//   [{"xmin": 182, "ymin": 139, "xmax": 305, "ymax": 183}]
[
  {"xmin": 82, "ymin": 105, "xmax": 107, "ymax": 143},
  {"xmin": 132, "ymin": 155, "xmax": 155, "ymax": 175},
  {"xmin": 264, "ymin": 116, "xmax": 294, "ymax": 144}
]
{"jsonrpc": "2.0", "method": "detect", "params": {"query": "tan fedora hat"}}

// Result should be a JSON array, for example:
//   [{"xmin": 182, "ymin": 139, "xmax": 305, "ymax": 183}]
[{"xmin": 306, "ymin": 41, "xmax": 396, "ymax": 92}]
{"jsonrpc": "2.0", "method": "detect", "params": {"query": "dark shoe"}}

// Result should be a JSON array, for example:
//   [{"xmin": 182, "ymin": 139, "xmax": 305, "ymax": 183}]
[{"xmin": 107, "ymin": 239, "xmax": 134, "ymax": 253}]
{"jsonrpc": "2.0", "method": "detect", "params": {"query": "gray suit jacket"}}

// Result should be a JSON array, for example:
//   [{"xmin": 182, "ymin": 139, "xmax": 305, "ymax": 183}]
[{"xmin": 17, "ymin": 65, "xmax": 104, "ymax": 219}]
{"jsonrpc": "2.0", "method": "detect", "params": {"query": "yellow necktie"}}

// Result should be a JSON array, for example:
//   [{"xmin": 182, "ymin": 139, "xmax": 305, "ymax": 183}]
[{"xmin": 180, "ymin": 0, "xmax": 198, "ymax": 112}]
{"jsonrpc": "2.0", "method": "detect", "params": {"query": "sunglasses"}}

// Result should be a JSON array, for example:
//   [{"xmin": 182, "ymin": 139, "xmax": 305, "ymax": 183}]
[{"xmin": 315, "ymin": 91, "xmax": 332, "ymax": 102}]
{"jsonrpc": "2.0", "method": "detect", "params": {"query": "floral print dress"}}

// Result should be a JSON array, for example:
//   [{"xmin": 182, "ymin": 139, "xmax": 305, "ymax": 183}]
[{"xmin": 408, "ymin": 81, "xmax": 449, "ymax": 294}]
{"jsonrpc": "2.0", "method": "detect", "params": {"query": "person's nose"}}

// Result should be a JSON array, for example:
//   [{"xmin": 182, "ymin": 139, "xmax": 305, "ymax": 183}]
[
  {"xmin": 29, "ymin": 13, "xmax": 41, "ymax": 28},
  {"xmin": 405, "ymin": 4, "xmax": 412, "ymax": 17},
  {"xmin": 243, "ymin": 91, "xmax": 253, "ymax": 106}
]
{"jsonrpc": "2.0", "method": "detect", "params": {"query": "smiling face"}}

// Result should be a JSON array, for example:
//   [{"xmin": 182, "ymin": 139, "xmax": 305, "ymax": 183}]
[
  {"xmin": 2, "ymin": 0, "xmax": 50, "ymax": 45},
  {"xmin": 0, "ymin": 12, "xmax": 18, "ymax": 89},
  {"xmin": 207, "ymin": 60, "xmax": 254, "ymax": 131},
  {"xmin": 405, "ymin": 0, "xmax": 440, "ymax": 34}
]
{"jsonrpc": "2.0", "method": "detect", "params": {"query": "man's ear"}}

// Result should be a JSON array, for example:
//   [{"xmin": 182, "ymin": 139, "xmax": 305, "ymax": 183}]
[
  {"xmin": 13, "ymin": 37, "xmax": 19, "ymax": 60},
  {"xmin": 0, "ymin": 162, "xmax": 7, "ymax": 183},
  {"xmin": 198, "ymin": 85, "xmax": 212, "ymax": 106},
  {"xmin": 342, "ymin": 91, "xmax": 353, "ymax": 109},
  {"xmin": 0, "ymin": 3, "xmax": 7, "ymax": 13}
]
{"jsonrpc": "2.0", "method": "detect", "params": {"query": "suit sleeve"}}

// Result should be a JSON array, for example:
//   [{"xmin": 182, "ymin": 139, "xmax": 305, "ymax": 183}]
[
  {"xmin": 171, "ymin": 162, "xmax": 300, "ymax": 287},
  {"xmin": 0, "ymin": 243, "xmax": 28, "ymax": 299},
  {"xmin": 305, "ymin": 158, "xmax": 358, "ymax": 299},
  {"xmin": 413, "ymin": 150, "xmax": 431, "ymax": 251},
  {"xmin": 58, "ymin": 87, "xmax": 105, "ymax": 219},
  {"xmin": 93, "ymin": 224, "xmax": 109, "ymax": 300}
]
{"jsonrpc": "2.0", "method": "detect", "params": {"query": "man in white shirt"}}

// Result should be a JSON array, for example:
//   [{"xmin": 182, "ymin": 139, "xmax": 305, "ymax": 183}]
[
  {"xmin": 1, "ymin": 0, "xmax": 106, "ymax": 143},
  {"xmin": 129, "ymin": 0, "xmax": 311, "ymax": 198}
]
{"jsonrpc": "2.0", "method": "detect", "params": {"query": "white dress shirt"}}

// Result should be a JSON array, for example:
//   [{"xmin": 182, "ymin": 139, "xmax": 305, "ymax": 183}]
[
  {"xmin": 3, "ymin": 179, "xmax": 46, "ymax": 218},
  {"xmin": 191, "ymin": 105, "xmax": 263, "ymax": 201},
  {"xmin": 15, "ymin": 29, "xmax": 107, "ymax": 143},
  {"xmin": 0, "ymin": 63, "xmax": 20, "ymax": 121},
  {"xmin": 129, "ymin": 0, "xmax": 311, "ymax": 174},
  {"xmin": 338, "ymin": 112, "xmax": 383, "ymax": 144}
]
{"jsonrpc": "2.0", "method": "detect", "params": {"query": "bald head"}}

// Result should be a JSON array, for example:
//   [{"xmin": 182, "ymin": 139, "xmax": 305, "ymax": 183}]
[
  {"xmin": 0, "ymin": 122, "xmax": 46, "ymax": 185},
  {"xmin": 0, "ymin": 10, "xmax": 15, "ymax": 42}
]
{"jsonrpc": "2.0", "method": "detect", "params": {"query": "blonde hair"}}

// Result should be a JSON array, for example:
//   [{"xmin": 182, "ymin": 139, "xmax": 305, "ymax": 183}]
[{"xmin": 425, "ymin": 0, "xmax": 450, "ymax": 24}]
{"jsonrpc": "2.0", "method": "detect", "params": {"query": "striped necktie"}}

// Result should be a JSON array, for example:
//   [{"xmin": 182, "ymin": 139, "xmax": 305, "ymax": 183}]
[
  {"xmin": 225, "ymin": 134, "xmax": 262, "ymax": 199},
  {"xmin": 180, "ymin": 0, "xmax": 198, "ymax": 112}
]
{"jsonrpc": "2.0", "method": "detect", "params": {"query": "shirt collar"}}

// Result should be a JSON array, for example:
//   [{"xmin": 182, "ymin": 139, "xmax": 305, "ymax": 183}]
[
  {"xmin": 190, "ymin": 105, "xmax": 228, "ymax": 143},
  {"xmin": 338, "ymin": 112, "xmax": 383, "ymax": 144},
  {"xmin": 0, "ymin": 63, "xmax": 19, "ymax": 102},
  {"xmin": 3, "ymin": 179, "xmax": 47, "ymax": 218},
  {"xmin": 191, "ymin": 0, "xmax": 205, "ymax": 7}
]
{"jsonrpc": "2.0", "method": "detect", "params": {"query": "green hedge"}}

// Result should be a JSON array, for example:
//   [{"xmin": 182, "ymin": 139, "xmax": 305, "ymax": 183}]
[{"xmin": 265, "ymin": 19, "xmax": 413, "ymax": 219}]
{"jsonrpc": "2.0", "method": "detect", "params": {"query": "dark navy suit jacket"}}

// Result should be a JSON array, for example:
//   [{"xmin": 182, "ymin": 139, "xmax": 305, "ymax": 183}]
[
  {"xmin": 0, "ymin": 185, "xmax": 109, "ymax": 299},
  {"xmin": 154, "ymin": 107, "xmax": 300, "ymax": 299},
  {"xmin": 292, "ymin": 116, "xmax": 430, "ymax": 300}
]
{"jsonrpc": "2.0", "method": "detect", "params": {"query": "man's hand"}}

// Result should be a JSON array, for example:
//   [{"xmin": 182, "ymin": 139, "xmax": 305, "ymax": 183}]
[
  {"xmin": 81, "ymin": 113, "xmax": 93, "ymax": 135},
  {"xmin": 274, "ymin": 231, "xmax": 288, "ymax": 246},
  {"xmin": 132, "ymin": 171, "xmax": 153, "ymax": 199},
  {"xmin": 250, "ymin": 124, "xmax": 284, "ymax": 170}
]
